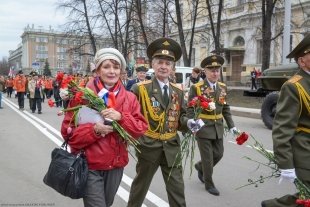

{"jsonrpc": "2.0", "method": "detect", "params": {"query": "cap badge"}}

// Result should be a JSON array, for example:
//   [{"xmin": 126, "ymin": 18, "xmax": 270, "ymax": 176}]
[
  {"xmin": 211, "ymin": 56, "xmax": 217, "ymax": 60},
  {"xmin": 162, "ymin": 50, "xmax": 169, "ymax": 55},
  {"xmin": 162, "ymin": 41, "xmax": 170, "ymax": 46},
  {"xmin": 212, "ymin": 62, "xmax": 218, "ymax": 66}
]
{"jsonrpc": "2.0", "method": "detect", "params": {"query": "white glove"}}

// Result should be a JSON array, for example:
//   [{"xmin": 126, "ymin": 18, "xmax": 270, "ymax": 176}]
[
  {"xmin": 279, "ymin": 168, "xmax": 297, "ymax": 184},
  {"xmin": 187, "ymin": 119, "xmax": 204, "ymax": 133},
  {"xmin": 230, "ymin": 127, "xmax": 239, "ymax": 135}
]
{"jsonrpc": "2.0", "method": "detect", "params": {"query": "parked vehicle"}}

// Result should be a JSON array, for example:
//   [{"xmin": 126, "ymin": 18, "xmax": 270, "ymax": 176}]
[
  {"xmin": 243, "ymin": 63, "xmax": 299, "ymax": 129},
  {"xmin": 146, "ymin": 66, "xmax": 193, "ymax": 89}
]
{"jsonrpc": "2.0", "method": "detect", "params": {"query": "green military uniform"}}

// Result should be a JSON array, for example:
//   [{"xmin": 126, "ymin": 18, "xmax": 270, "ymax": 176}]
[
  {"xmin": 187, "ymin": 78, "xmax": 235, "ymax": 190},
  {"xmin": 127, "ymin": 37, "xmax": 189, "ymax": 207},
  {"xmin": 262, "ymin": 35, "xmax": 310, "ymax": 207}
]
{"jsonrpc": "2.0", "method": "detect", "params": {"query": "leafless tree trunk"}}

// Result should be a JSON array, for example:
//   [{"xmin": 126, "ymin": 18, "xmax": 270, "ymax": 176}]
[
  {"xmin": 261, "ymin": 0, "xmax": 277, "ymax": 71},
  {"xmin": 205, "ymin": 0, "xmax": 223, "ymax": 55}
]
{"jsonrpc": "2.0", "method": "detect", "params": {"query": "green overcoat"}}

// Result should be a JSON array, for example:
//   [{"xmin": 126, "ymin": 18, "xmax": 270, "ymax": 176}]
[
  {"xmin": 273, "ymin": 69, "xmax": 310, "ymax": 171},
  {"xmin": 131, "ymin": 78, "xmax": 188, "ymax": 167},
  {"xmin": 187, "ymin": 80, "xmax": 235, "ymax": 139}
]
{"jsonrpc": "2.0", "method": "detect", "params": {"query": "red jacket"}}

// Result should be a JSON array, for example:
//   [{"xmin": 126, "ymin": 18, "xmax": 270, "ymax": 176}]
[{"xmin": 61, "ymin": 80, "xmax": 148, "ymax": 170}]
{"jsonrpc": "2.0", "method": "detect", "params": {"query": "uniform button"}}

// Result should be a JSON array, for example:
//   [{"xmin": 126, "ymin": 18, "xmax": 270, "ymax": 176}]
[{"xmin": 164, "ymin": 141, "xmax": 167, "ymax": 144}]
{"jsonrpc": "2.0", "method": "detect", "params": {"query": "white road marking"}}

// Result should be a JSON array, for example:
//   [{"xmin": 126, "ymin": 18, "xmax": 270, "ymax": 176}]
[{"xmin": 3, "ymin": 97, "xmax": 169, "ymax": 207}]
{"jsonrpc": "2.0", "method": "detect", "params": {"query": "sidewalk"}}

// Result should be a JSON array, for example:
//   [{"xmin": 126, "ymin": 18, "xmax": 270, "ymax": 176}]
[{"xmin": 230, "ymin": 106, "xmax": 261, "ymax": 119}]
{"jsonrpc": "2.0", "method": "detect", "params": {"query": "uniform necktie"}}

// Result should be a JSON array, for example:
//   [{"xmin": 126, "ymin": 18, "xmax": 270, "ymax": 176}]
[{"xmin": 163, "ymin": 85, "xmax": 169, "ymax": 107}]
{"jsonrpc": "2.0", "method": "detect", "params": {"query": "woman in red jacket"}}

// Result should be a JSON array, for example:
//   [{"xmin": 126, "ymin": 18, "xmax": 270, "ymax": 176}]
[{"xmin": 61, "ymin": 48, "xmax": 148, "ymax": 207}]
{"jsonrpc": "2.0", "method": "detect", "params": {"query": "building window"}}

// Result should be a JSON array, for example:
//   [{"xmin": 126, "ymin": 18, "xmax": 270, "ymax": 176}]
[
  {"xmin": 36, "ymin": 37, "xmax": 48, "ymax": 43},
  {"xmin": 256, "ymin": 39, "xmax": 262, "ymax": 64},
  {"xmin": 233, "ymin": 36, "xmax": 245, "ymax": 47},
  {"xmin": 237, "ymin": 0, "xmax": 246, "ymax": 5}
]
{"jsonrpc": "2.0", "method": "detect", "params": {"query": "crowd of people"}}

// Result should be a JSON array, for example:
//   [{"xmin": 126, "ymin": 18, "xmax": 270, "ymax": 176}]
[
  {"xmin": 0, "ymin": 70, "xmax": 95, "ymax": 113},
  {"xmin": 0, "ymin": 34, "xmax": 309, "ymax": 207}
]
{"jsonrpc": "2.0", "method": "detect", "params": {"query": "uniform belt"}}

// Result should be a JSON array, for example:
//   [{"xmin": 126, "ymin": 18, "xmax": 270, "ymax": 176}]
[
  {"xmin": 297, "ymin": 127, "xmax": 310, "ymax": 134},
  {"xmin": 198, "ymin": 113, "xmax": 223, "ymax": 120},
  {"xmin": 145, "ymin": 131, "xmax": 177, "ymax": 140}
]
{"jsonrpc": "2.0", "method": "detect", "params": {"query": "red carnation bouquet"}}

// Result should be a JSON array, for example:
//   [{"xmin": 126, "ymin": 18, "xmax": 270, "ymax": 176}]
[
  {"xmin": 234, "ymin": 133, "xmax": 310, "ymax": 206},
  {"xmin": 48, "ymin": 72, "xmax": 140, "ymax": 152},
  {"xmin": 171, "ymin": 95, "xmax": 212, "ymax": 176}
]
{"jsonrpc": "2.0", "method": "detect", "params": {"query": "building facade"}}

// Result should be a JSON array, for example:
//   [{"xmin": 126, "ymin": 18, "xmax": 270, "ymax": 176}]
[
  {"xmin": 8, "ymin": 24, "xmax": 109, "ymax": 75},
  {"xmin": 170, "ymin": 0, "xmax": 310, "ymax": 84}
]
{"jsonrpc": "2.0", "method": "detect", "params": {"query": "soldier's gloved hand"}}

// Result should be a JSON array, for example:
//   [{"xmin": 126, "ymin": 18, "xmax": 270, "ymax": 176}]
[
  {"xmin": 229, "ymin": 127, "xmax": 239, "ymax": 135},
  {"xmin": 279, "ymin": 168, "xmax": 297, "ymax": 184},
  {"xmin": 187, "ymin": 119, "xmax": 204, "ymax": 133}
]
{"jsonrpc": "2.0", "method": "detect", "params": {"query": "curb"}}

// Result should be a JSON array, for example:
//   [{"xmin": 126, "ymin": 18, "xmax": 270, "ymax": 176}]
[{"xmin": 230, "ymin": 106, "xmax": 261, "ymax": 119}]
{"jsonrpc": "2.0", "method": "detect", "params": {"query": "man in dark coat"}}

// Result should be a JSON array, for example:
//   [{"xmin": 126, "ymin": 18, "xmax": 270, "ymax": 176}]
[
  {"xmin": 126, "ymin": 66, "xmax": 148, "ymax": 90},
  {"xmin": 261, "ymin": 34, "xmax": 310, "ymax": 207},
  {"xmin": 188, "ymin": 54, "xmax": 236, "ymax": 196}
]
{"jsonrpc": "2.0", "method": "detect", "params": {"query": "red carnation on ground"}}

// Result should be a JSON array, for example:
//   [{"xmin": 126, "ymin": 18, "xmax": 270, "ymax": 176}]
[{"xmin": 48, "ymin": 99, "xmax": 55, "ymax": 107}]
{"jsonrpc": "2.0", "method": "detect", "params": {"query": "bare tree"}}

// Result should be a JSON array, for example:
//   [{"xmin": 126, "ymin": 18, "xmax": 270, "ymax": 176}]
[
  {"xmin": 205, "ymin": 0, "xmax": 223, "ymax": 55},
  {"xmin": 57, "ymin": 0, "xmax": 97, "ymax": 56},
  {"xmin": 261, "ymin": 0, "xmax": 279, "ymax": 71}
]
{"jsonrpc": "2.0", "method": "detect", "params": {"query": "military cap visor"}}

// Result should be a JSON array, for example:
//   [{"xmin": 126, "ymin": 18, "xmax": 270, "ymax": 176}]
[
  {"xmin": 136, "ymin": 66, "xmax": 148, "ymax": 72},
  {"xmin": 201, "ymin": 55, "xmax": 225, "ymax": 69},
  {"xmin": 147, "ymin": 37, "xmax": 182, "ymax": 61},
  {"xmin": 287, "ymin": 34, "xmax": 310, "ymax": 59}
]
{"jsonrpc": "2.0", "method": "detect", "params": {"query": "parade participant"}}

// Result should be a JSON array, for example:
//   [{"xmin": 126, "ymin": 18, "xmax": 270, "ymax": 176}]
[
  {"xmin": 0, "ymin": 75, "xmax": 5, "ymax": 109},
  {"xmin": 250, "ymin": 68, "xmax": 257, "ymax": 90},
  {"xmin": 61, "ymin": 48, "xmax": 148, "ymax": 207},
  {"xmin": 120, "ymin": 67, "xmax": 129, "ymax": 86},
  {"xmin": 184, "ymin": 67, "xmax": 203, "ymax": 89},
  {"xmin": 126, "ymin": 66, "xmax": 148, "ymax": 90},
  {"xmin": 13, "ymin": 70, "xmax": 26, "ymax": 110},
  {"xmin": 5, "ymin": 76, "xmax": 14, "ymax": 98},
  {"xmin": 188, "ymin": 55, "xmax": 236, "ymax": 196},
  {"xmin": 261, "ymin": 34, "xmax": 310, "ymax": 207},
  {"xmin": 127, "ymin": 37, "xmax": 190, "ymax": 207},
  {"xmin": 28, "ymin": 72, "xmax": 44, "ymax": 114}
]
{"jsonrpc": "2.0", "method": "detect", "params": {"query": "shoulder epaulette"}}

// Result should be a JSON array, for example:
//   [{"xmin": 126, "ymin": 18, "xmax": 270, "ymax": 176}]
[
  {"xmin": 195, "ymin": 81, "xmax": 205, "ymax": 88},
  {"xmin": 170, "ymin": 82, "xmax": 182, "ymax": 90},
  {"xmin": 137, "ymin": 80, "xmax": 152, "ymax": 86},
  {"xmin": 218, "ymin": 81, "xmax": 226, "ymax": 86},
  {"xmin": 287, "ymin": 75, "xmax": 303, "ymax": 84}
]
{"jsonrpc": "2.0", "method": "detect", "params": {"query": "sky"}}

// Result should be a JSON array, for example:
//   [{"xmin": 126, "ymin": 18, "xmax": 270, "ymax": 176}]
[{"xmin": 0, "ymin": 0, "xmax": 67, "ymax": 58}]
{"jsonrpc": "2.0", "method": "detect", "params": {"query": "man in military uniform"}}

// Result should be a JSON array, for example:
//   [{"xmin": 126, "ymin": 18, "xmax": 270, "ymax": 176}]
[
  {"xmin": 261, "ymin": 35, "xmax": 310, "ymax": 207},
  {"xmin": 188, "ymin": 55, "xmax": 236, "ymax": 196},
  {"xmin": 127, "ymin": 37, "xmax": 190, "ymax": 207},
  {"xmin": 126, "ymin": 66, "xmax": 148, "ymax": 90}
]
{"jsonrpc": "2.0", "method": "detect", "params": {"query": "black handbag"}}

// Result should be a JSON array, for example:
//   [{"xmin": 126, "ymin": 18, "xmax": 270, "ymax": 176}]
[{"xmin": 43, "ymin": 140, "xmax": 88, "ymax": 199}]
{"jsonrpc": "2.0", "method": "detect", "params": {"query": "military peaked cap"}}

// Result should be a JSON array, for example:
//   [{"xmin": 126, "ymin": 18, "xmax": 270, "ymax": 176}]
[
  {"xmin": 147, "ymin": 37, "xmax": 182, "ymax": 61},
  {"xmin": 287, "ymin": 34, "xmax": 310, "ymax": 60},
  {"xmin": 201, "ymin": 55, "xmax": 225, "ymax": 68},
  {"xmin": 135, "ymin": 66, "xmax": 148, "ymax": 72}
]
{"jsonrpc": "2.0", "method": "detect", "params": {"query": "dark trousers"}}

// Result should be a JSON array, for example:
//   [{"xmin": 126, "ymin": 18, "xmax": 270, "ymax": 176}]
[
  {"xmin": 31, "ymin": 98, "xmax": 42, "ymax": 112},
  {"xmin": 128, "ymin": 150, "xmax": 186, "ymax": 207},
  {"xmin": 17, "ymin": 92, "xmax": 25, "ymax": 109},
  {"xmin": 196, "ymin": 138, "xmax": 224, "ymax": 188},
  {"xmin": 7, "ymin": 87, "xmax": 13, "ymax": 98},
  {"xmin": 83, "ymin": 168, "xmax": 123, "ymax": 207},
  {"xmin": 251, "ymin": 78, "xmax": 257, "ymax": 90}
]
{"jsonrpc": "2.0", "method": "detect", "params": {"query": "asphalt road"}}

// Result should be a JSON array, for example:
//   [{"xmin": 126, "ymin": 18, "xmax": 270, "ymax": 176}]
[{"xmin": 0, "ymin": 96, "xmax": 296, "ymax": 207}]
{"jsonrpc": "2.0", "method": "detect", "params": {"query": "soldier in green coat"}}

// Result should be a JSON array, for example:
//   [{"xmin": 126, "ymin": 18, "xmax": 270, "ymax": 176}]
[
  {"xmin": 127, "ymin": 37, "xmax": 190, "ymax": 207},
  {"xmin": 261, "ymin": 35, "xmax": 310, "ymax": 207},
  {"xmin": 187, "ymin": 55, "xmax": 236, "ymax": 196}
]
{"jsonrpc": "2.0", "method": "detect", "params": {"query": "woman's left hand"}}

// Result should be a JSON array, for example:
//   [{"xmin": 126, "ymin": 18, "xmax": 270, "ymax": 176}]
[{"xmin": 100, "ymin": 108, "xmax": 122, "ymax": 121}]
